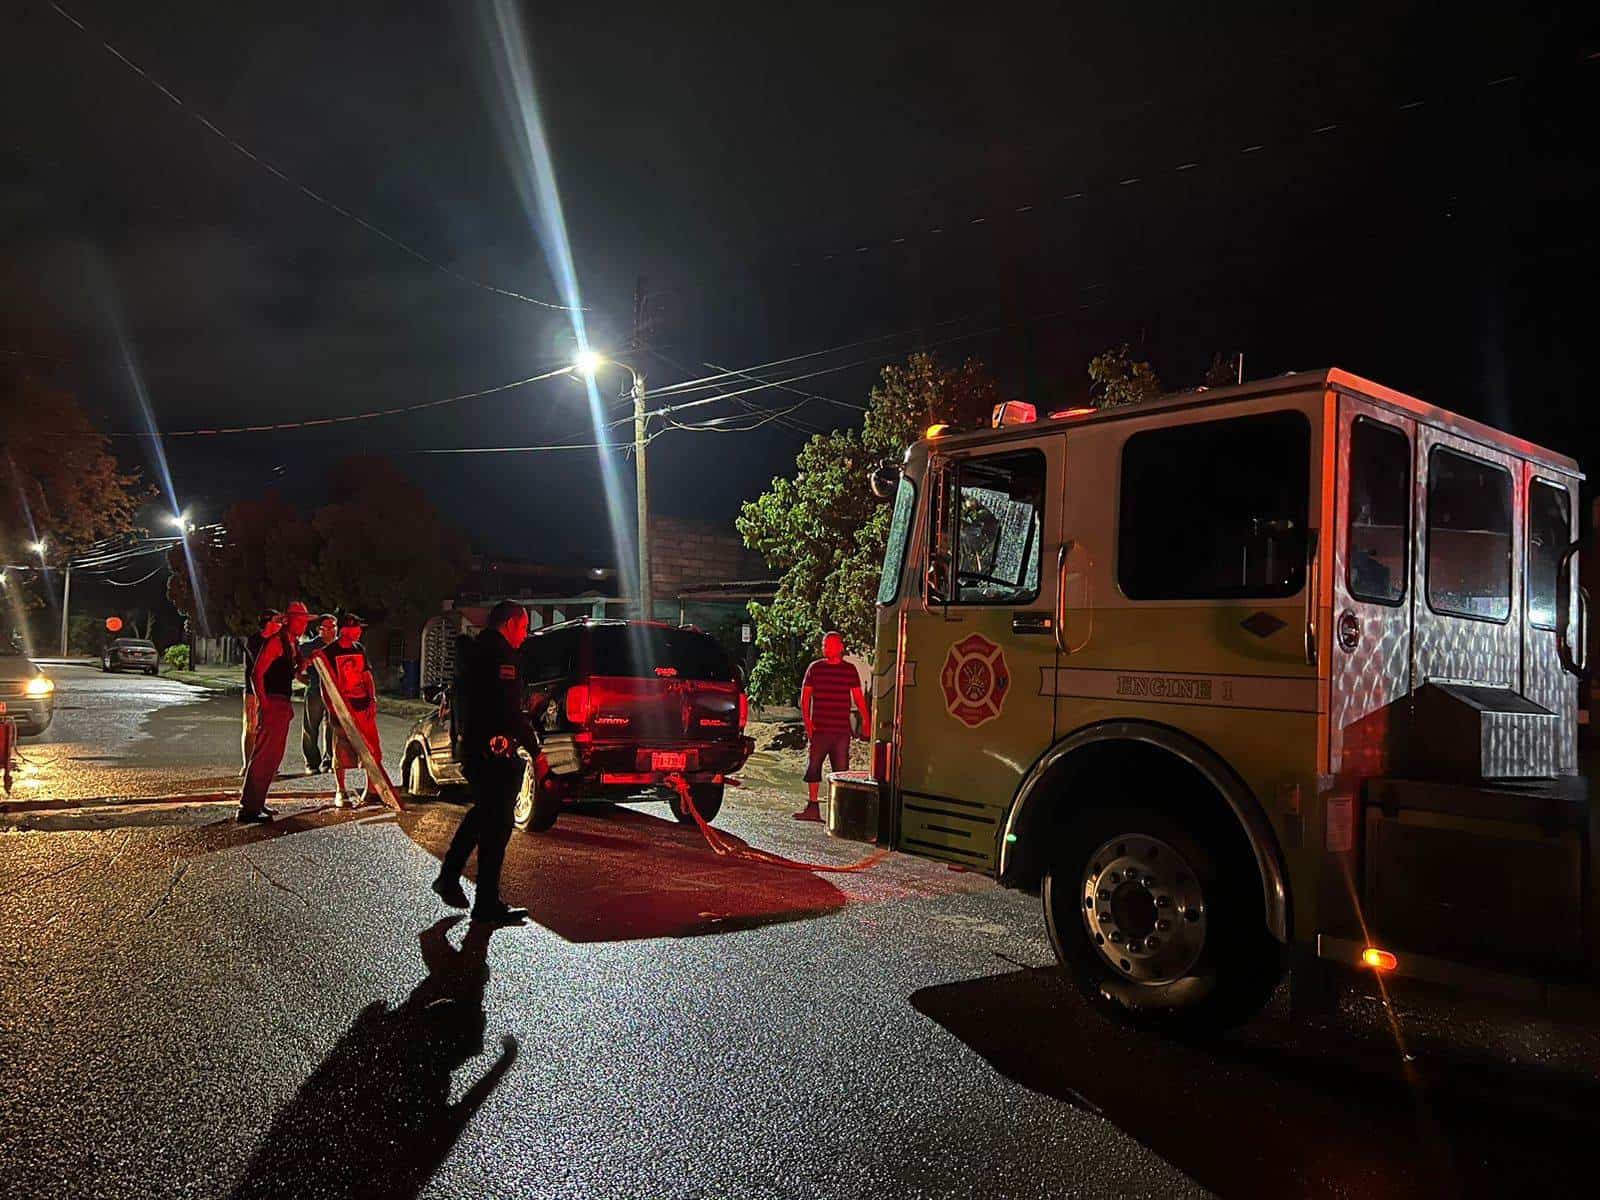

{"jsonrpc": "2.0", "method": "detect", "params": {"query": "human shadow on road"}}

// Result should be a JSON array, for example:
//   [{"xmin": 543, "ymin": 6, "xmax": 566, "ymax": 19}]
[
  {"xmin": 399, "ymin": 801, "xmax": 849, "ymax": 942},
  {"xmin": 912, "ymin": 968, "xmax": 1600, "ymax": 1198},
  {"xmin": 226, "ymin": 916, "xmax": 517, "ymax": 1200}
]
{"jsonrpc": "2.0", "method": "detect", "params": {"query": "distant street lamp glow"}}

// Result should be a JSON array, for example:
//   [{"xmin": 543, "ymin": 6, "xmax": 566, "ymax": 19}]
[
  {"xmin": 167, "ymin": 512, "xmax": 189, "ymax": 529},
  {"xmin": 30, "ymin": 540, "xmax": 46, "ymax": 555},
  {"xmin": 573, "ymin": 350, "xmax": 604, "ymax": 377}
]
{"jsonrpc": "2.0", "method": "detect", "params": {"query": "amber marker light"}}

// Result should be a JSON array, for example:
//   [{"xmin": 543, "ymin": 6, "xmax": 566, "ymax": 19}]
[
  {"xmin": 1049, "ymin": 406, "xmax": 1097, "ymax": 419},
  {"xmin": 925, "ymin": 423, "xmax": 948, "ymax": 439},
  {"xmin": 1361, "ymin": 947, "xmax": 1398, "ymax": 972}
]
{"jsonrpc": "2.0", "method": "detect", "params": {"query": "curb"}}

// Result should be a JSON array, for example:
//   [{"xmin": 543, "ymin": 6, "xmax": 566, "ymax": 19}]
[{"xmin": 0, "ymin": 788, "xmax": 344, "ymax": 816}]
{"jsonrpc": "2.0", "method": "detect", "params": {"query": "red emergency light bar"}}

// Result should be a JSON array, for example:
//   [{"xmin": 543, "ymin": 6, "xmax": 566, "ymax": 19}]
[{"xmin": 991, "ymin": 400, "xmax": 1037, "ymax": 428}]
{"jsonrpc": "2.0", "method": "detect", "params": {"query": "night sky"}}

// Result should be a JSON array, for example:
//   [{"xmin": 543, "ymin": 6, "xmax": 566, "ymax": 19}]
[{"xmin": 3, "ymin": 1, "xmax": 1596, "ymax": 565}]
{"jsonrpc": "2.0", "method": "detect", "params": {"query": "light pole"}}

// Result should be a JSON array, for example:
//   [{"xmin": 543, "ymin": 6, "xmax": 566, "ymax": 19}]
[
  {"xmin": 576, "ymin": 352, "xmax": 653, "ymax": 620},
  {"xmin": 28, "ymin": 541, "xmax": 73, "ymax": 659}
]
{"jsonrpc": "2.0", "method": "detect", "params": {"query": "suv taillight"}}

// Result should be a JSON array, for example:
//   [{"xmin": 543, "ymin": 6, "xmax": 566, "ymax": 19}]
[
  {"xmin": 565, "ymin": 684, "xmax": 591, "ymax": 725},
  {"xmin": 738, "ymin": 691, "xmax": 749, "ymax": 729}
]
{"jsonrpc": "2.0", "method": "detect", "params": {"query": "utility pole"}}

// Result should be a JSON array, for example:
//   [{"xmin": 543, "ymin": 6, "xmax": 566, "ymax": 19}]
[
  {"xmin": 58, "ymin": 561, "xmax": 72, "ymax": 657},
  {"xmin": 631, "ymin": 277, "xmax": 653, "ymax": 621}
]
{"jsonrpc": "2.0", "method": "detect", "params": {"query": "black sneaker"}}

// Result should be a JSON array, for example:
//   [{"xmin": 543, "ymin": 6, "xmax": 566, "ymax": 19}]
[
  {"xmin": 470, "ymin": 902, "xmax": 528, "ymax": 926},
  {"xmin": 431, "ymin": 877, "xmax": 470, "ymax": 909},
  {"xmin": 236, "ymin": 810, "xmax": 272, "ymax": 825}
]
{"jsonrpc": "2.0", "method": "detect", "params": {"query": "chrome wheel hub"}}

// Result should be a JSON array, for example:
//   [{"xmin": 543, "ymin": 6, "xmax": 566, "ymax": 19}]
[
  {"xmin": 1080, "ymin": 834, "xmax": 1207, "ymax": 984},
  {"xmin": 513, "ymin": 763, "xmax": 535, "ymax": 824}
]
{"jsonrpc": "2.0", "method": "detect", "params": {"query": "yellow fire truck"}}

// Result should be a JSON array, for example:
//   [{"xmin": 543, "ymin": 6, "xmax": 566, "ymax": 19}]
[{"xmin": 829, "ymin": 368, "xmax": 1592, "ymax": 1029}]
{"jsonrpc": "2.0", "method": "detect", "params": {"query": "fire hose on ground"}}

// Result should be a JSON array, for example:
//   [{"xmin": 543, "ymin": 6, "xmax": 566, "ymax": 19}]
[{"xmin": 664, "ymin": 772, "xmax": 888, "ymax": 873}]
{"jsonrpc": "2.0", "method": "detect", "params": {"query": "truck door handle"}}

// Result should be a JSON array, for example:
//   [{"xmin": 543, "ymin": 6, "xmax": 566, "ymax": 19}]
[
  {"xmin": 1557, "ymin": 539, "xmax": 1589, "ymax": 680},
  {"xmin": 1054, "ymin": 541, "xmax": 1071, "ymax": 654},
  {"xmin": 1303, "ymin": 530, "xmax": 1319, "ymax": 667},
  {"xmin": 1012, "ymin": 612, "xmax": 1054, "ymax": 636}
]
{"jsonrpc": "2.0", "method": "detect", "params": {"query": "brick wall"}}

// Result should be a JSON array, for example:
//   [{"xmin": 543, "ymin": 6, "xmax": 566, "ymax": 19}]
[{"xmin": 649, "ymin": 515, "xmax": 765, "ymax": 599}]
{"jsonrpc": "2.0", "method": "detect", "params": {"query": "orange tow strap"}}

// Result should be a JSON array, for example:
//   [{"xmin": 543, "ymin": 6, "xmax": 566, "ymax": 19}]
[{"xmin": 667, "ymin": 774, "xmax": 889, "ymax": 873}]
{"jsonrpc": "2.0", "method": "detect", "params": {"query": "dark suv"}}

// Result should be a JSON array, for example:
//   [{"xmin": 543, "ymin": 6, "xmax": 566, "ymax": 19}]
[{"xmin": 401, "ymin": 619, "xmax": 754, "ymax": 832}]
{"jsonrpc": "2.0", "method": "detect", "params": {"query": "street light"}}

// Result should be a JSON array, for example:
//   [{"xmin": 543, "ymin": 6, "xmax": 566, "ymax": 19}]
[
  {"xmin": 573, "ymin": 351, "xmax": 653, "ymax": 620},
  {"xmin": 167, "ymin": 512, "xmax": 196, "ymax": 534},
  {"xmin": 29, "ymin": 540, "xmax": 46, "ymax": 556}
]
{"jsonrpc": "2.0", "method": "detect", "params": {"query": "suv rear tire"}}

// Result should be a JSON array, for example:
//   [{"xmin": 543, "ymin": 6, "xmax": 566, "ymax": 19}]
[
  {"xmin": 405, "ymin": 748, "xmax": 438, "ymax": 797},
  {"xmin": 1042, "ymin": 800, "xmax": 1282, "ymax": 1034},
  {"xmin": 513, "ymin": 759, "xmax": 560, "ymax": 832},
  {"xmin": 668, "ymin": 782, "xmax": 723, "ymax": 825}
]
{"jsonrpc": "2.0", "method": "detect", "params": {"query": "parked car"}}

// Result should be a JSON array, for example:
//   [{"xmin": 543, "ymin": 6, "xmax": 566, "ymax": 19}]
[
  {"xmin": 0, "ymin": 641, "xmax": 55, "ymax": 735},
  {"xmin": 103, "ymin": 638, "xmax": 160, "ymax": 675},
  {"xmin": 402, "ymin": 618, "xmax": 755, "ymax": 832}
]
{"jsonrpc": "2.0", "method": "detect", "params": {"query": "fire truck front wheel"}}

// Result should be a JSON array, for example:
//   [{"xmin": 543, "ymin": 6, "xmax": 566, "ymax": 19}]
[{"xmin": 1042, "ymin": 803, "xmax": 1282, "ymax": 1032}]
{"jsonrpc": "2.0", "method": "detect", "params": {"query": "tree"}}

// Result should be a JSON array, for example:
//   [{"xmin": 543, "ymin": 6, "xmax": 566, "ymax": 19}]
[
  {"xmin": 167, "ymin": 458, "xmax": 469, "ymax": 643},
  {"xmin": 1, "ymin": 360, "xmax": 144, "ymax": 563},
  {"xmin": 168, "ymin": 492, "xmax": 319, "ymax": 636},
  {"xmin": 302, "ymin": 456, "xmax": 469, "ymax": 633},
  {"xmin": 1087, "ymin": 344, "xmax": 1163, "ymax": 408},
  {"xmin": 1204, "ymin": 351, "xmax": 1240, "ymax": 388},
  {"xmin": 738, "ymin": 352, "xmax": 1000, "ymax": 705}
]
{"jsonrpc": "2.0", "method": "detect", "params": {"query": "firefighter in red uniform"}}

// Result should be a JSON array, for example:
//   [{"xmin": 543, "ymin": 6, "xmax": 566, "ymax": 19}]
[
  {"xmin": 309, "ymin": 612, "xmax": 382, "ymax": 807},
  {"xmin": 238, "ymin": 601, "xmax": 312, "ymax": 823}
]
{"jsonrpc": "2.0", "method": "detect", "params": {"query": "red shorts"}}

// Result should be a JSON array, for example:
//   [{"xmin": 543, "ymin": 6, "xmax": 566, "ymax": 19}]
[
  {"xmin": 804, "ymin": 732, "xmax": 851, "ymax": 783},
  {"xmin": 332, "ymin": 699, "xmax": 381, "ymax": 769}
]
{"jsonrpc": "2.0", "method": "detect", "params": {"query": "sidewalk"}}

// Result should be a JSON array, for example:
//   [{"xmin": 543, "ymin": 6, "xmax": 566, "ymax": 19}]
[{"xmin": 161, "ymin": 665, "xmax": 435, "ymax": 718}]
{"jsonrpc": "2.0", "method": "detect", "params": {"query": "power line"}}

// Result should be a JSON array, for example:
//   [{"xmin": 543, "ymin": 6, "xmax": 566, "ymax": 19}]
[
  {"xmin": 647, "ymin": 349, "xmax": 830, "ymax": 436},
  {"xmin": 101, "ymin": 365, "xmax": 574, "ymax": 439},
  {"xmin": 426, "ymin": 299, "xmax": 1105, "ymax": 454},
  {"xmin": 88, "ymin": 564, "xmax": 168, "ymax": 586},
  {"xmin": 46, "ymin": 1, "xmax": 579, "ymax": 313}
]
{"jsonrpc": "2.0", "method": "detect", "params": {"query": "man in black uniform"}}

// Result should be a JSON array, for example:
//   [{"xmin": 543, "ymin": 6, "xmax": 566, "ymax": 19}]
[
  {"xmin": 432, "ymin": 601, "xmax": 536, "ymax": 924},
  {"xmin": 300, "ymin": 613, "xmax": 337, "ymax": 774},
  {"xmin": 240, "ymin": 610, "xmax": 283, "ymax": 778}
]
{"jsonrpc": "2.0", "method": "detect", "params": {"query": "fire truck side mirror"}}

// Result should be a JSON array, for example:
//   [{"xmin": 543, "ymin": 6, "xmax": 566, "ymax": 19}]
[
  {"xmin": 1557, "ymin": 540, "xmax": 1589, "ymax": 680},
  {"xmin": 869, "ymin": 464, "xmax": 901, "ymax": 501}
]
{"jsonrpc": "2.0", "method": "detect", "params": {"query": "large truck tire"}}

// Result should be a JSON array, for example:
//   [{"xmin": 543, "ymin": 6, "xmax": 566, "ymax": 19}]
[{"xmin": 1042, "ymin": 800, "xmax": 1283, "ymax": 1034}]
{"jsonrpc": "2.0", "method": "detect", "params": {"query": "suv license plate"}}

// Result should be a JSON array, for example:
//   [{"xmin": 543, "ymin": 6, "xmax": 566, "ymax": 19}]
[{"xmin": 651, "ymin": 751, "xmax": 687, "ymax": 772}]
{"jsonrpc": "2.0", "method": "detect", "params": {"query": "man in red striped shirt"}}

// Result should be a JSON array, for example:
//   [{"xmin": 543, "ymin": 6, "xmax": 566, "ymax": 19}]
[{"xmin": 794, "ymin": 630, "xmax": 868, "ymax": 823}]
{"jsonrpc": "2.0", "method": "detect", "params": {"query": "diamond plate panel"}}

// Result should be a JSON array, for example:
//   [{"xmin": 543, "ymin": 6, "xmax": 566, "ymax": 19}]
[
  {"xmin": 1330, "ymin": 399, "xmax": 1413, "ymax": 777},
  {"xmin": 1480, "ymin": 709, "xmax": 1557, "ymax": 779}
]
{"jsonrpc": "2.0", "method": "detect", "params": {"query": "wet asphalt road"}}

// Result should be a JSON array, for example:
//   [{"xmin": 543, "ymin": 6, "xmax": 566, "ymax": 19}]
[{"xmin": 2, "ymin": 668, "xmax": 1599, "ymax": 1198}]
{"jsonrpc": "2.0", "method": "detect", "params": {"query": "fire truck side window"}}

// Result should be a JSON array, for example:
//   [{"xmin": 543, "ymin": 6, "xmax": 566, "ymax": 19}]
[
  {"xmin": 1526, "ymin": 480, "xmax": 1571, "ymax": 631},
  {"xmin": 1118, "ymin": 411, "xmax": 1310, "ymax": 600},
  {"xmin": 1347, "ymin": 417, "xmax": 1410, "ymax": 605},
  {"xmin": 876, "ymin": 476, "xmax": 917, "ymax": 605},
  {"xmin": 1425, "ymin": 447, "xmax": 1513, "ymax": 622},
  {"xmin": 948, "ymin": 451, "xmax": 1045, "ymax": 605}
]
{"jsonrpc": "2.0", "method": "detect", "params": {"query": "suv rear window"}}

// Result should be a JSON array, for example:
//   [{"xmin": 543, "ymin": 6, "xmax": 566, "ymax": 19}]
[
  {"xmin": 115, "ymin": 639, "xmax": 157, "ymax": 649},
  {"xmin": 588, "ymin": 626, "xmax": 738, "ymax": 682}
]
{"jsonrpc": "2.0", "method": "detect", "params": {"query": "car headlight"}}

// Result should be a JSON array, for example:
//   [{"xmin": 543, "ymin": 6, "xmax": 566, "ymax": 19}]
[{"xmin": 26, "ymin": 675, "xmax": 54, "ymax": 697}]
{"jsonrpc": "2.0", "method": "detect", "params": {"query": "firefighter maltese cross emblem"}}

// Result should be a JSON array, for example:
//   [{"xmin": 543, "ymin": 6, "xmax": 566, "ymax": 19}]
[{"xmin": 940, "ymin": 633, "xmax": 1011, "ymax": 728}]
